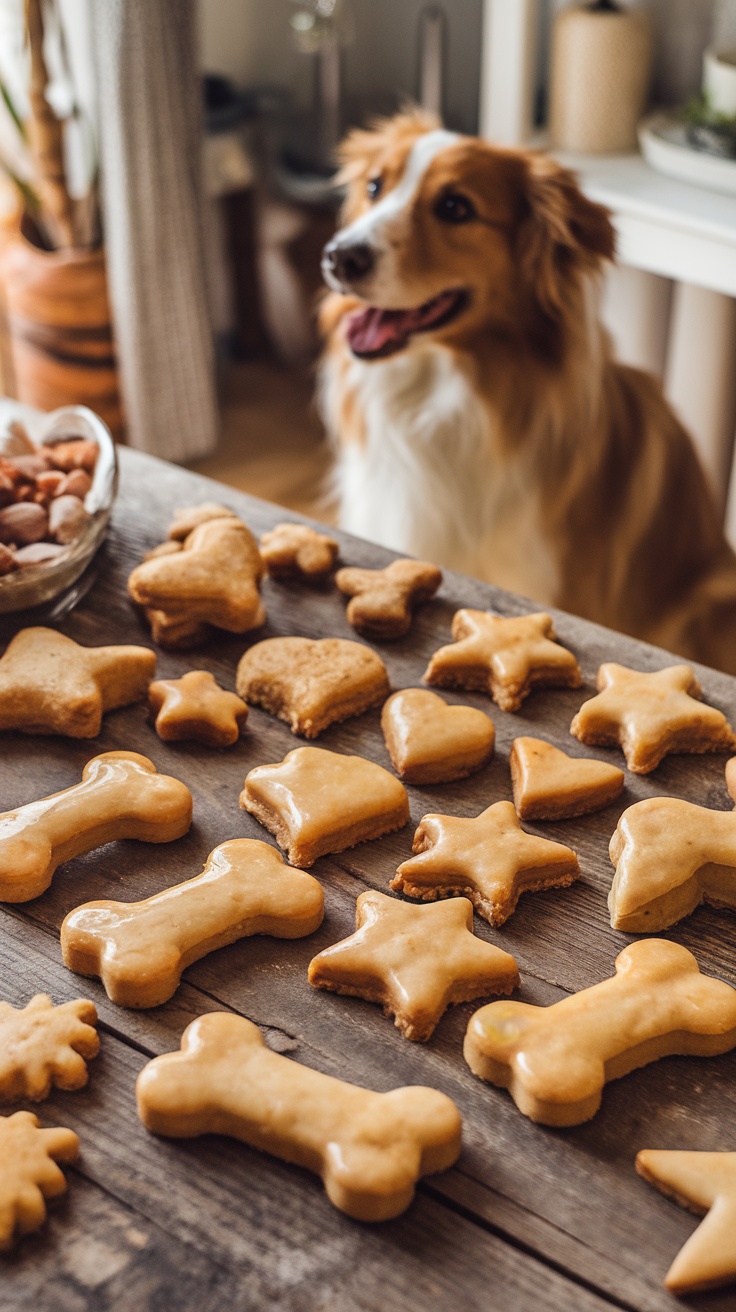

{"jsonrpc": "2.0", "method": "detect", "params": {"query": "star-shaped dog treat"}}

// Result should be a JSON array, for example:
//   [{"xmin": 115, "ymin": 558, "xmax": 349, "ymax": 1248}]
[
  {"xmin": 148, "ymin": 670, "xmax": 248, "ymax": 747},
  {"xmin": 0, "ymin": 627, "xmax": 155, "ymax": 737},
  {"xmin": 424, "ymin": 610, "xmax": 582, "ymax": 712},
  {"xmin": 570, "ymin": 663, "xmax": 736, "ymax": 774},
  {"xmin": 260, "ymin": 523, "xmax": 339, "ymax": 580},
  {"xmin": 308, "ymin": 891, "xmax": 519, "ymax": 1041},
  {"xmin": 236, "ymin": 636, "xmax": 389, "ymax": 738},
  {"xmin": 510, "ymin": 737, "xmax": 624, "ymax": 821},
  {"xmin": 636, "ymin": 1150, "xmax": 736, "ymax": 1294},
  {"xmin": 392, "ymin": 801, "xmax": 579, "ymax": 926},
  {"xmin": 0, "ymin": 1111, "xmax": 79, "ymax": 1251},
  {"xmin": 0, "ymin": 995, "xmax": 99, "ymax": 1102},
  {"xmin": 241, "ymin": 747, "xmax": 409, "ymax": 868},
  {"xmin": 335, "ymin": 559, "xmax": 442, "ymax": 640}
]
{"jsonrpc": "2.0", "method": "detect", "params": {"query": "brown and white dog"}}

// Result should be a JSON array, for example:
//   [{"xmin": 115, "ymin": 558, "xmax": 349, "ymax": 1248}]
[{"xmin": 319, "ymin": 110, "xmax": 736, "ymax": 675}]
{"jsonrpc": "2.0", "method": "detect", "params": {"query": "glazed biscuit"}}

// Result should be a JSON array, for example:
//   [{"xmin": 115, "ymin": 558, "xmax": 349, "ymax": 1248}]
[
  {"xmin": 636, "ymin": 1150, "xmax": 736, "ymax": 1294},
  {"xmin": 136, "ymin": 1012, "xmax": 462, "ymax": 1221},
  {"xmin": 464, "ymin": 939, "xmax": 736, "ymax": 1126},
  {"xmin": 0, "ymin": 627, "xmax": 155, "ymax": 738},
  {"xmin": 392, "ymin": 801, "xmax": 578, "ymax": 926},
  {"xmin": 570, "ymin": 662, "xmax": 736, "ymax": 774},
  {"xmin": 510, "ymin": 737, "xmax": 624, "ymax": 821},
  {"xmin": 260, "ymin": 523, "xmax": 339, "ymax": 580},
  {"xmin": 425, "ymin": 610, "xmax": 582, "ymax": 712},
  {"xmin": 62, "ymin": 839, "xmax": 324, "ymax": 1008},
  {"xmin": 608, "ymin": 795, "xmax": 736, "ymax": 931},
  {"xmin": 241, "ymin": 746, "xmax": 409, "ymax": 868},
  {"xmin": 308, "ymin": 891, "xmax": 519, "ymax": 1041},
  {"xmin": 336, "ymin": 559, "xmax": 442, "ymax": 640},
  {"xmin": 0, "ymin": 1112, "xmax": 79, "ymax": 1251},
  {"xmin": 128, "ymin": 517, "xmax": 265, "ymax": 638},
  {"xmin": 236, "ymin": 636, "xmax": 389, "ymax": 738},
  {"xmin": 0, "ymin": 750, "xmax": 193, "ymax": 902},
  {"xmin": 148, "ymin": 670, "xmax": 248, "ymax": 747},
  {"xmin": 381, "ymin": 689, "xmax": 494, "ymax": 784},
  {"xmin": 0, "ymin": 995, "xmax": 98, "ymax": 1101}
]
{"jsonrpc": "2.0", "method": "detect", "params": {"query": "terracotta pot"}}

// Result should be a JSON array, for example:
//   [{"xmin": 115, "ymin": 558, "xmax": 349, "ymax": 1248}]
[{"xmin": 0, "ymin": 217, "xmax": 123, "ymax": 439}]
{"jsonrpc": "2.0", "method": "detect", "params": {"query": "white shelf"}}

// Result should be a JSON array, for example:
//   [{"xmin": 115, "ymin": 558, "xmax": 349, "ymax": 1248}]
[{"xmin": 554, "ymin": 149, "xmax": 736, "ymax": 296}]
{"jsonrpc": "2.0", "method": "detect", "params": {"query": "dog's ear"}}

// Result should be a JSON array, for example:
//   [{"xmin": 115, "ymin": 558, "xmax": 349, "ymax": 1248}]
[{"xmin": 518, "ymin": 153, "xmax": 615, "ymax": 320}]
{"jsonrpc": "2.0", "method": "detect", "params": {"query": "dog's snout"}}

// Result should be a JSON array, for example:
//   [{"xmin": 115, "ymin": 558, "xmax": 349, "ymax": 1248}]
[{"xmin": 322, "ymin": 240, "xmax": 376, "ymax": 288}]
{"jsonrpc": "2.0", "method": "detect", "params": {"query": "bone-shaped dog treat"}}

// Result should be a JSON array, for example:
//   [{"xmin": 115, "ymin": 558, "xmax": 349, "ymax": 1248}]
[
  {"xmin": 137, "ymin": 1012, "xmax": 462, "ymax": 1220},
  {"xmin": 609, "ymin": 796, "xmax": 736, "ymax": 931},
  {"xmin": 464, "ymin": 939, "xmax": 736, "ymax": 1126},
  {"xmin": 62, "ymin": 839, "xmax": 324, "ymax": 1008},
  {"xmin": 0, "ymin": 751, "xmax": 193, "ymax": 902}
]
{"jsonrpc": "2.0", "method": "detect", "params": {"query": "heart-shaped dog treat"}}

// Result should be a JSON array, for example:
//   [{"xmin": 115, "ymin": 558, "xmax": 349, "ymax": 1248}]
[
  {"xmin": 236, "ymin": 636, "xmax": 389, "ymax": 738},
  {"xmin": 510, "ymin": 737, "xmax": 624, "ymax": 821},
  {"xmin": 381, "ymin": 689, "xmax": 495, "ymax": 784}
]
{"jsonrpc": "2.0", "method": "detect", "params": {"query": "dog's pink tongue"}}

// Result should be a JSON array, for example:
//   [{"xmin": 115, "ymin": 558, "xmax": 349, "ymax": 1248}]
[{"xmin": 346, "ymin": 306, "xmax": 410, "ymax": 356}]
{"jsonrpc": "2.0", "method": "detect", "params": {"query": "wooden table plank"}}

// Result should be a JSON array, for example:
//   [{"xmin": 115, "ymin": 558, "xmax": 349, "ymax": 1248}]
[{"xmin": 3, "ymin": 447, "xmax": 736, "ymax": 1309}]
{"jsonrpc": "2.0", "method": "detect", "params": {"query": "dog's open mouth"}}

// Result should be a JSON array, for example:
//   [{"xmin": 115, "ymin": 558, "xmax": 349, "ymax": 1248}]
[{"xmin": 346, "ymin": 288, "xmax": 468, "ymax": 359}]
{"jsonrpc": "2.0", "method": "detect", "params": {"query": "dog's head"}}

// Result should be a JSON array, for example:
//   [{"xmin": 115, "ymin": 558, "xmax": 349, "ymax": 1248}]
[{"xmin": 321, "ymin": 110, "xmax": 615, "ymax": 362}]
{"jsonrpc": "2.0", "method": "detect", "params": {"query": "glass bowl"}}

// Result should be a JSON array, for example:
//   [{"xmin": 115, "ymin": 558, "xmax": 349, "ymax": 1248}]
[{"xmin": 0, "ymin": 403, "xmax": 118, "ymax": 616}]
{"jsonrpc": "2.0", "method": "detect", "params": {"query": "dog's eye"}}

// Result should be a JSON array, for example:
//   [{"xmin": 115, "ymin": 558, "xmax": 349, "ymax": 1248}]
[
  {"xmin": 367, "ymin": 176, "xmax": 383, "ymax": 202},
  {"xmin": 434, "ymin": 192, "xmax": 476, "ymax": 224}
]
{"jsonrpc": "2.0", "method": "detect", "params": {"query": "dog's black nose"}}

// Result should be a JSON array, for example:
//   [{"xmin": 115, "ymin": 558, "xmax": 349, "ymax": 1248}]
[{"xmin": 322, "ymin": 240, "xmax": 375, "ymax": 286}]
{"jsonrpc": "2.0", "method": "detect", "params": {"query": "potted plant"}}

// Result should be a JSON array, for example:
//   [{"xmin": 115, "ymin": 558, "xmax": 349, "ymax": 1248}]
[{"xmin": 0, "ymin": 0, "xmax": 122, "ymax": 436}]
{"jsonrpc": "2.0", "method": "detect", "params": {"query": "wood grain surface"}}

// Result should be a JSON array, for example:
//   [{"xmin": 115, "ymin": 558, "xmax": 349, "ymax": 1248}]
[{"xmin": 2, "ymin": 448, "xmax": 736, "ymax": 1311}]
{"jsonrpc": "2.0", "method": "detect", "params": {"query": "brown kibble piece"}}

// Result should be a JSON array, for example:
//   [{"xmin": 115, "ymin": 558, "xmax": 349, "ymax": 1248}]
[
  {"xmin": 56, "ymin": 469, "xmax": 92, "ymax": 500},
  {"xmin": 49, "ymin": 494, "xmax": 90, "ymax": 545},
  {"xmin": 45, "ymin": 440, "xmax": 98, "ymax": 473},
  {"xmin": 13, "ymin": 543, "xmax": 67, "ymax": 567},
  {"xmin": 0, "ymin": 502, "xmax": 49, "ymax": 546},
  {"xmin": 0, "ymin": 544, "xmax": 15, "ymax": 576},
  {"xmin": 336, "ymin": 559, "xmax": 443, "ymax": 640},
  {"xmin": 0, "ymin": 471, "xmax": 14, "ymax": 507}
]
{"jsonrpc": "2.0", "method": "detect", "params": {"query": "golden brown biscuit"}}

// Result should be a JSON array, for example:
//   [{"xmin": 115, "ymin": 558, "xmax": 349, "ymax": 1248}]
[
  {"xmin": 0, "ymin": 1112, "xmax": 79, "ymax": 1251},
  {"xmin": 0, "ymin": 995, "xmax": 98, "ymax": 1101},
  {"xmin": 308, "ymin": 891, "xmax": 519, "ymax": 1042},
  {"xmin": 167, "ymin": 502, "xmax": 238, "ymax": 539},
  {"xmin": 128, "ymin": 517, "xmax": 265, "ymax": 642},
  {"xmin": 381, "ymin": 689, "xmax": 494, "ymax": 784},
  {"xmin": 260, "ymin": 523, "xmax": 339, "ymax": 580},
  {"xmin": 236, "ymin": 636, "xmax": 389, "ymax": 738},
  {"xmin": 424, "ymin": 610, "xmax": 582, "ymax": 712},
  {"xmin": 570, "ymin": 662, "xmax": 736, "ymax": 774},
  {"xmin": 636, "ymin": 1150, "xmax": 736, "ymax": 1294},
  {"xmin": 136, "ymin": 1012, "xmax": 462, "ymax": 1221},
  {"xmin": 0, "ymin": 627, "xmax": 155, "ymax": 738},
  {"xmin": 241, "ymin": 746, "xmax": 409, "ymax": 868},
  {"xmin": 510, "ymin": 736, "xmax": 624, "ymax": 821},
  {"xmin": 464, "ymin": 939, "xmax": 736, "ymax": 1126},
  {"xmin": 62, "ymin": 839, "xmax": 324, "ymax": 1008},
  {"xmin": 392, "ymin": 801, "xmax": 579, "ymax": 926},
  {"xmin": 335, "ymin": 559, "xmax": 442, "ymax": 640},
  {"xmin": 0, "ymin": 750, "xmax": 193, "ymax": 902},
  {"xmin": 608, "ymin": 795, "xmax": 736, "ymax": 931},
  {"xmin": 148, "ymin": 670, "xmax": 248, "ymax": 747}
]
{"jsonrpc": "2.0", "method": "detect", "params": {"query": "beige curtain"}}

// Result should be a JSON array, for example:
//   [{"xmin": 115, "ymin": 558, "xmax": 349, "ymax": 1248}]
[{"xmin": 90, "ymin": 0, "xmax": 218, "ymax": 461}]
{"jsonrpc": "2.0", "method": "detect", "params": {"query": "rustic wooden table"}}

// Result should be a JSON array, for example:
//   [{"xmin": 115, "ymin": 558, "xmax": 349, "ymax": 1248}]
[{"xmin": 3, "ymin": 448, "xmax": 736, "ymax": 1312}]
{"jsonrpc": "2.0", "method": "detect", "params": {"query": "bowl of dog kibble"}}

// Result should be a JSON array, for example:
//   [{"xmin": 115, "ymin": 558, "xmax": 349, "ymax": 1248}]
[{"xmin": 0, "ymin": 402, "xmax": 117, "ymax": 615}]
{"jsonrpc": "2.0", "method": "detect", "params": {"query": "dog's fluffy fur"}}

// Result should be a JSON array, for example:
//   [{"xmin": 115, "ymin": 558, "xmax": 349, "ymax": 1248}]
[{"xmin": 319, "ymin": 110, "xmax": 736, "ymax": 675}]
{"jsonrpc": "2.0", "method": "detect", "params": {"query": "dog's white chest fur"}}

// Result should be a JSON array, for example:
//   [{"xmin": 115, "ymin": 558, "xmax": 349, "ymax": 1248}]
[{"xmin": 323, "ymin": 342, "xmax": 558, "ymax": 605}]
